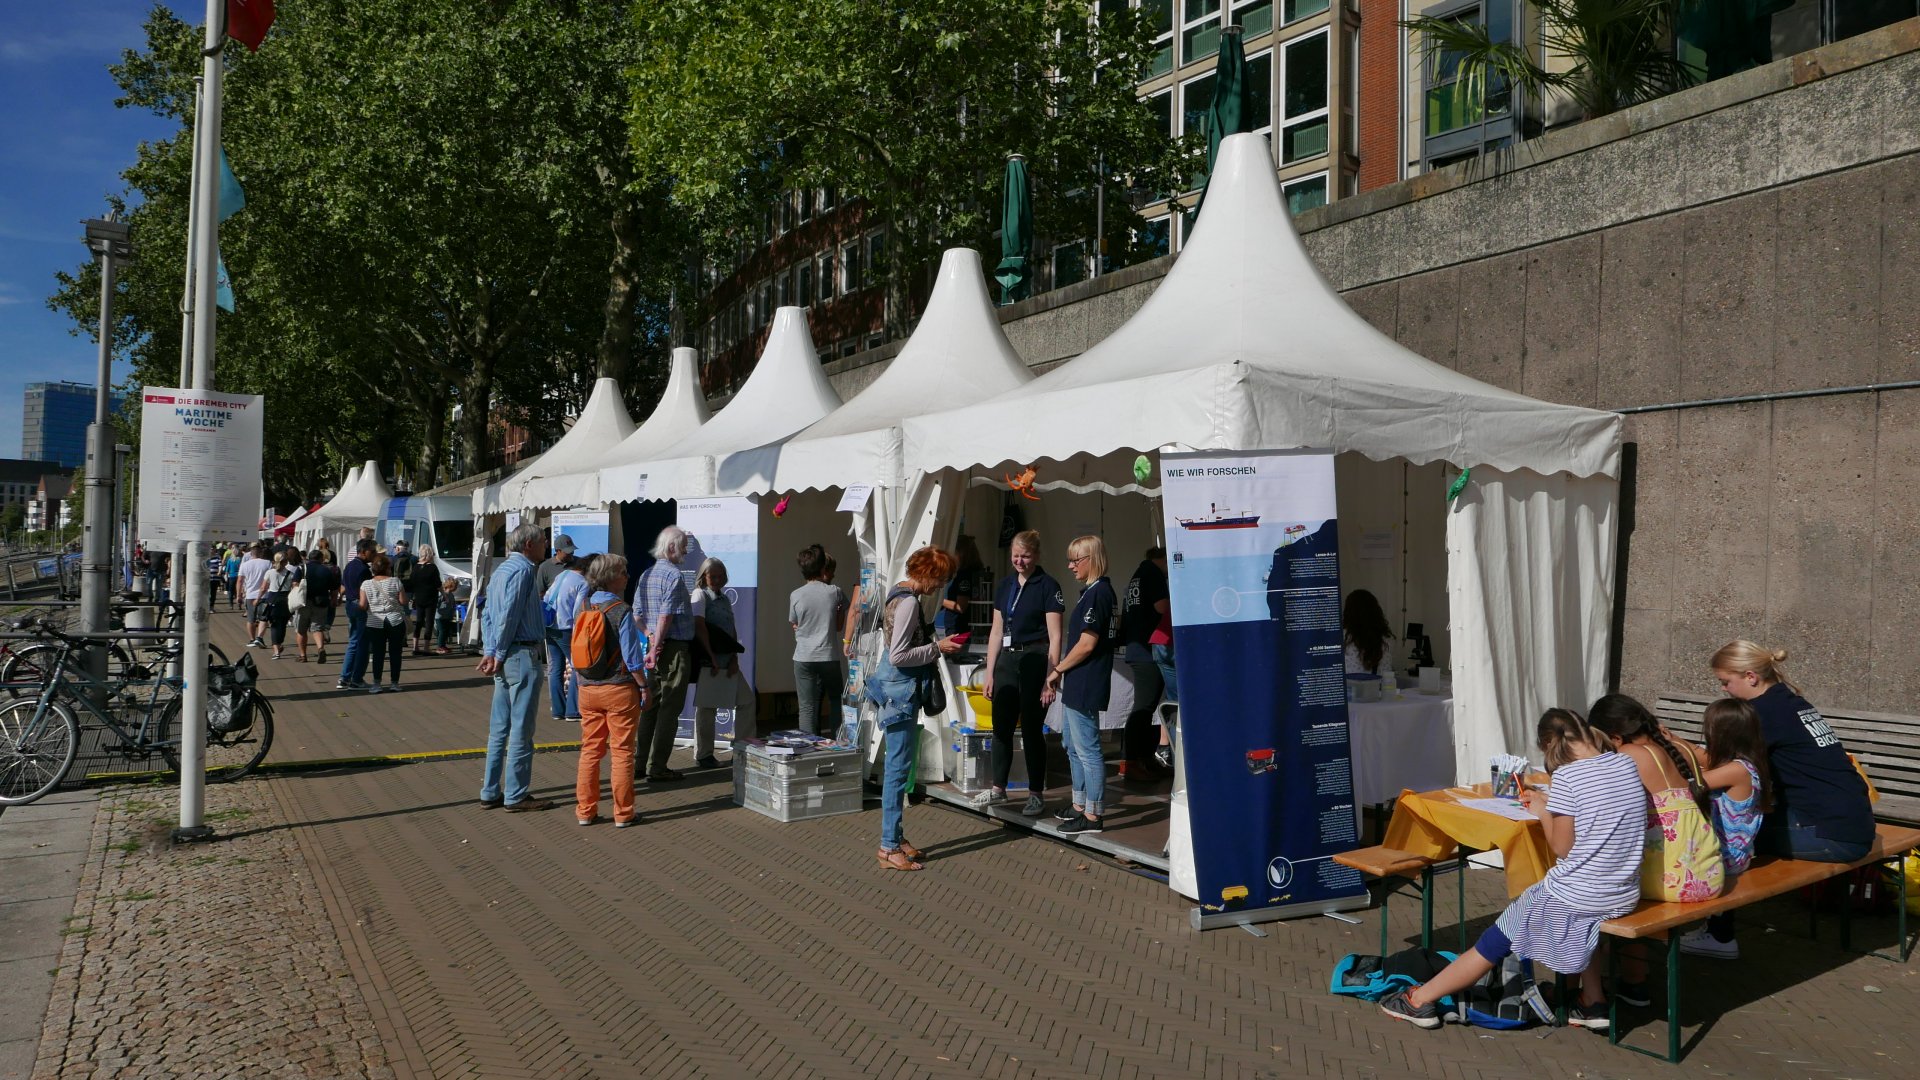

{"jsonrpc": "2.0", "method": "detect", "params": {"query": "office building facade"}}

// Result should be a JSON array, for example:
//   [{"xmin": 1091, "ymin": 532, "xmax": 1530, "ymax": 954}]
[{"xmin": 21, "ymin": 381, "xmax": 124, "ymax": 470}]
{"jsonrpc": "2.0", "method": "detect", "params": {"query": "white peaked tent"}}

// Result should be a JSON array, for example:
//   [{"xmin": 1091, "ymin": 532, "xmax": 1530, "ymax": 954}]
[
  {"xmin": 898, "ymin": 133, "xmax": 1623, "ymax": 780},
  {"xmin": 472, "ymin": 377, "xmax": 637, "ymax": 516},
  {"xmin": 576, "ymin": 346, "xmax": 712, "ymax": 499},
  {"xmin": 601, "ymin": 307, "xmax": 841, "ymax": 502},
  {"xmin": 295, "ymin": 460, "xmax": 394, "ymax": 554}
]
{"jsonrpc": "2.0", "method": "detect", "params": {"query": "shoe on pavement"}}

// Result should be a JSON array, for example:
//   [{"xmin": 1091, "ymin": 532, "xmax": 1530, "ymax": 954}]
[
  {"xmin": 478, "ymin": 798, "xmax": 503, "ymax": 809},
  {"xmin": 247, "ymin": 638, "xmax": 262, "ymax": 648},
  {"xmin": 335, "ymin": 680, "xmax": 350, "ymax": 690},
  {"xmin": 504, "ymin": 798, "xmax": 555, "ymax": 813},
  {"xmin": 613, "ymin": 817, "xmax": 640, "ymax": 828},
  {"xmin": 1058, "ymin": 815, "xmax": 1104, "ymax": 834},
  {"xmin": 1614, "ymin": 980, "xmax": 1652, "ymax": 1008},
  {"xmin": 577, "ymin": 816, "xmax": 599, "ymax": 826},
  {"xmin": 563, "ymin": 715, "xmax": 581, "ymax": 723},
  {"xmin": 1678, "ymin": 926, "xmax": 1738, "ymax": 960},
  {"xmin": 387, "ymin": 683, "xmax": 401, "ymax": 692},
  {"xmin": 1053, "ymin": 804, "xmax": 1082, "ymax": 822},
  {"xmin": 968, "ymin": 788, "xmax": 1004, "ymax": 808},
  {"xmin": 1019, "ymin": 795, "xmax": 1046, "ymax": 817},
  {"xmin": 646, "ymin": 769, "xmax": 684, "ymax": 782},
  {"xmin": 1566, "ymin": 1000, "xmax": 1610, "ymax": 1031},
  {"xmin": 1378, "ymin": 990, "xmax": 1441, "ymax": 1030},
  {"xmin": 1153, "ymin": 746, "xmax": 1174, "ymax": 771},
  {"xmin": 368, "ymin": 685, "xmax": 383, "ymax": 694},
  {"xmin": 693, "ymin": 756, "xmax": 723, "ymax": 770}
]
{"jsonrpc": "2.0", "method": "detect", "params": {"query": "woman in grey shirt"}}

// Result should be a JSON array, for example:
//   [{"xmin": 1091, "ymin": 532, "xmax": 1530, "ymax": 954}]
[{"xmin": 788, "ymin": 544, "xmax": 848, "ymax": 735}]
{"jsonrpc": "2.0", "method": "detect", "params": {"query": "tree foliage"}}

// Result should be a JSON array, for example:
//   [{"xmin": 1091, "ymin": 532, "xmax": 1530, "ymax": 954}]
[
  {"xmin": 50, "ymin": 1, "xmax": 690, "ymax": 504},
  {"xmin": 627, "ymin": 0, "xmax": 1197, "ymax": 335}
]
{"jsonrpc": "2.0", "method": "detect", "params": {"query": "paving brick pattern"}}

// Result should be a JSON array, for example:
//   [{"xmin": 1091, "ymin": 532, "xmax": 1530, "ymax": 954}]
[{"xmin": 30, "ymin": 779, "xmax": 392, "ymax": 1080}]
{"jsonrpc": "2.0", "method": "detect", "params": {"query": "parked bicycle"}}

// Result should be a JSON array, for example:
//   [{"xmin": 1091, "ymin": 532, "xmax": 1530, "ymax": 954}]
[
  {"xmin": 0, "ymin": 618, "xmax": 273, "ymax": 806},
  {"xmin": 1, "ymin": 602, "xmax": 230, "ymax": 699}
]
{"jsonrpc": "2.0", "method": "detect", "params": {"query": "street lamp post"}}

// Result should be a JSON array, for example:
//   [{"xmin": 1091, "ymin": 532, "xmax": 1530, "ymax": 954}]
[{"xmin": 79, "ymin": 215, "xmax": 132, "ymax": 692}]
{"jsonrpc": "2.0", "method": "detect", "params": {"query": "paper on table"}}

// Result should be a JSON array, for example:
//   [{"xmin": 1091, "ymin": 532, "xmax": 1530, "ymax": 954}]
[{"xmin": 1455, "ymin": 797, "xmax": 1539, "ymax": 822}]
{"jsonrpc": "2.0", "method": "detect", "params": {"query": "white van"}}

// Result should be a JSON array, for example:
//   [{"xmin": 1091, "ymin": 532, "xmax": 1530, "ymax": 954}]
[{"xmin": 373, "ymin": 496, "xmax": 476, "ymax": 597}]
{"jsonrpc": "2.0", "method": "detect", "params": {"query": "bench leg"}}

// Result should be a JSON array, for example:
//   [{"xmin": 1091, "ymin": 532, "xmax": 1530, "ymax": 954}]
[
  {"xmin": 1420, "ymin": 866, "xmax": 1434, "ymax": 951},
  {"xmin": 1456, "ymin": 855, "xmax": 1467, "ymax": 952},
  {"xmin": 1609, "ymin": 934, "xmax": 1683, "ymax": 1064},
  {"xmin": 1861, "ymin": 853, "xmax": 1915, "ymax": 963}
]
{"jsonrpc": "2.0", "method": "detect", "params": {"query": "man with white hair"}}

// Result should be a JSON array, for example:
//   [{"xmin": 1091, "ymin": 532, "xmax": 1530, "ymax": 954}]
[
  {"xmin": 633, "ymin": 525, "xmax": 696, "ymax": 781},
  {"xmin": 476, "ymin": 522, "xmax": 554, "ymax": 811}
]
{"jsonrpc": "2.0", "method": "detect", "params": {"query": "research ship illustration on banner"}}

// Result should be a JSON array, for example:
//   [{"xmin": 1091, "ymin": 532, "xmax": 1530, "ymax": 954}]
[{"xmin": 1176, "ymin": 503, "xmax": 1262, "ymax": 531}]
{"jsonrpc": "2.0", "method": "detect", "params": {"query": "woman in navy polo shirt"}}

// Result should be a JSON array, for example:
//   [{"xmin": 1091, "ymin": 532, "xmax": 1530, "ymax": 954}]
[
  {"xmin": 1046, "ymin": 535, "xmax": 1120, "ymax": 833},
  {"xmin": 981, "ymin": 530, "xmax": 1065, "ymax": 817}
]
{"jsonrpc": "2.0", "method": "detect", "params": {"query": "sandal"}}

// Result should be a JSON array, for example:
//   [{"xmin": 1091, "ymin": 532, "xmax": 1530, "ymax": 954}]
[
  {"xmin": 897, "ymin": 840, "xmax": 924, "ymax": 861},
  {"xmin": 877, "ymin": 848, "xmax": 923, "ymax": 872}
]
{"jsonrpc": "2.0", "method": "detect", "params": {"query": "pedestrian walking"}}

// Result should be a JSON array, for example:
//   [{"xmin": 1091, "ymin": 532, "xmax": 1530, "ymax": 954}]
[
  {"xmin": 572, "ymin": 554, "xmax": 650, "ymax": 827},
  {"xmin": 408, "ymin": 547, "xmax": 442, "ymax": 655},
  {"xmin": 299, "ymin": 546, "xmax": 338, "ymax": 663},
  {"xmin": 263, "ymin": 549, "xmax": 300, "ymax": 660},
  {"xmin": 222, "ymin": 545, "xmax": 242, "ymax": 609},
  {"xmin": 361, "ymin": 552, "xmax": 409, "ymax": 692},
  {"xmin": 336, "ymin": 538, "xmax": 375, "ymax": 689},
  {"xmin": 633, "ymin": 526, "xmax": 695, "ymax": 782},
  {"xmin": 477, "ymin": 523, "xmax": 553, "ymax": 812},
  {"xmin": 238, "ymin": 543, "xmax": 273, "ymax": 648}
]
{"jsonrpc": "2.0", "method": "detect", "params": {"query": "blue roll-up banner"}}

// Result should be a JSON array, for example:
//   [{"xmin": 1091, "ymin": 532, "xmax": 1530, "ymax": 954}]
[
  {"xmin": 673, "ymin": 497, "xmax": 758, "ymax": 741},
  {"xmin": 1161, "ymin": 449, "xmax": 1366, "ymax": 921}
]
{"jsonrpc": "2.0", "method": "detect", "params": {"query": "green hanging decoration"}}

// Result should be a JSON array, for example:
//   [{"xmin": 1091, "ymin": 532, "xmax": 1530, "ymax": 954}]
[
  {"xmin": 1446, "ymin": 467, "xmax": 1472, "ymax": 503},
  {"xmin": 1133, "ymin": 455, "xmax": 1153, "ymax": 484}
]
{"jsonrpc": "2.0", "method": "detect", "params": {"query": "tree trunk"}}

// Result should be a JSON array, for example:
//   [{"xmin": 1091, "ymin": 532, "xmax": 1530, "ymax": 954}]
[
  {"xmin": 415, "ymin": 384, "xmax": 450, "ymax": 489},
  {"xmin": 458, "ymin": 357, "xmax": 496, "ymax": 478},
  {"xmin": 596, "ymin": 197, "xmax": 641, "ymax": 383}
]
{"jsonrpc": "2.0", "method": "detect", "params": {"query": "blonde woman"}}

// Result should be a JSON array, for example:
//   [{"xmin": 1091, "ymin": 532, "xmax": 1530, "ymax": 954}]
[
  {"xmin": 980, "ymin": 530, "xmax": 1065, "ymax": 816},
  {"xmin": 1045, "ymin": 535, "xmax": 1120, "ymax": 834}
]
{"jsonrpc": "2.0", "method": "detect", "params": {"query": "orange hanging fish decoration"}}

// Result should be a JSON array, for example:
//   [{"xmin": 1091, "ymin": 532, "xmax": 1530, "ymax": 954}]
[
  {"xmin": 1006, "ymin": 463, "xmax": 1040, "ymax": 501},
  {"xmin": 771, "ymin": 494, "xmax": 792, "ymax": 517}
]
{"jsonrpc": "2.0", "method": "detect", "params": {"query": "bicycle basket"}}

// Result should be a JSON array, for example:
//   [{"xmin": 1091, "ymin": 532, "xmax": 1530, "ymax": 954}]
[{"xmin": 206, "ymin": 656, "xmax": 258, "ymax": 735}]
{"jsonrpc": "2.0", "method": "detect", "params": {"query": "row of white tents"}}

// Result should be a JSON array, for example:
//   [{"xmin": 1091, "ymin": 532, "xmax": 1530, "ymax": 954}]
[{"xmin": 466, "ymin": 134, "xmax": 1621, "ymax": 781}]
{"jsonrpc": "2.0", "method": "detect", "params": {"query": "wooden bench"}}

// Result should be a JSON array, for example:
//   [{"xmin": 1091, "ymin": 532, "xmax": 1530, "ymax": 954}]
[
  {"xmin": 1656, "ymin": 691, "xmax": 1920, "ymax": 824},
  {"xmin": 1596, "ymin": 822, "xmax": 1920, "ymax": 1062},
  {"xmin": 1333, "ymin": 846, "xmax": 1438, "ymax": 954}
]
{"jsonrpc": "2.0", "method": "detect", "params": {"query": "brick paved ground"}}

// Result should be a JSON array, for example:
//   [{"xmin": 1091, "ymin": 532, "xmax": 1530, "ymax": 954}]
[
  {"xmin": 25, "ymin": 609, "xmax": 1920, "ymax": 1078},
  {"xmin": 30, "ymin": 779, "xmax": 392, "ymax": 1080}
]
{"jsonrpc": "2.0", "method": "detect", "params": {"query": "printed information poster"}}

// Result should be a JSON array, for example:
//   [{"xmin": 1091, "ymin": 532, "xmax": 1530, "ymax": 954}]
[
  {"xmin": 548, "ymin": 509, "xmax": 611, "ymax": 557},
  {"xmin": 673, "ymin": 497, "xmax": 759, "ymax": 741},
  {"xmin": 1160, "ymin": 449, "xmax": 1364, "ymax": 919},
  {"xmin": 136, "ymin": 387, "xmax": 265, "ymax": 543}
]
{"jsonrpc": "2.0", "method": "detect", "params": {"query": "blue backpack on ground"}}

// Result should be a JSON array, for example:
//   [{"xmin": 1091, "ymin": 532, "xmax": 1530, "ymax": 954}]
[{"xmin": 1331, "ymin": 947, "xmax": 1551, "ymax": 1029}]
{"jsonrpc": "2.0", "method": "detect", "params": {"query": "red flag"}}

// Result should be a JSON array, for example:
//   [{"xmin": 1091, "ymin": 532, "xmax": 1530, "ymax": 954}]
[{"xmin": 226, "ymin": 0, "xmax": 275, "ymax": 52}]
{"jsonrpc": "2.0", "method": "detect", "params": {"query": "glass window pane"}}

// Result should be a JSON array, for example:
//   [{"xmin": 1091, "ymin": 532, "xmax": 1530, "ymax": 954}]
[
  {"xmin": 1181, "ymin": 73, "xmax": 1215, "ymax": 136},
  {"xmin": 1283, "ymin": 33, "xmax": 1327, "ymax": 117},
  {"xmin": 1183, "ymin": 18, "xmax": 1222, "ymax": 65},
  {"xmin": 1150, "ymin": 90, "xmax": 1173, "ymax": 136},
  {"xmin": 1137, "ymin": 218, "xmax": 1171, "ymax": 259},
  {"xmin": 867, "ymin": 232, "xmax": 886, "ymax": 278},
  {"xmin": 1246, "ymin": 52, "xmax": 1273, "ymax": 132},
  {"xmin": 1281, "ymin": 117, "xmax": 1328, "ymax": 162},
  {"xmin": 1184, "ymin": 0, "xmax": 1220, "ymax": 21},
  {"xmin": 1145, "ymin": 0, "xmax": 1173, "ymax": 34},
  {"xmin": 1233, "ymin": 0, "xmax": 1273, "ymax": 37},
  {"xmin": 798, "ymin": 264, "xmax": 813, "ymax": 307},
  {"xmin": 1148, "ymin": 41, "xmax": 1175, "ymax": 78},
  {"xmin": 1282, "ymin": 0, "xmax": 1329, "ymax": 22},
  {"xmin": 1284, "ymin": 175, "xmax": 1327, "ymax": 215},
  {"xmin": 1053, "ymin": 242, "xmax": 1088, "ymax": 288},
  {"xmin": 820, "ymin": 253, "xmax": 835, "ymax": 298}
]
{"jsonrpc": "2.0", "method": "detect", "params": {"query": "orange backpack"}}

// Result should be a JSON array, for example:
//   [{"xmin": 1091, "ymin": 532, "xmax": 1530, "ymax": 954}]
[{"xmin": 570, "ymin": 599, "xmax": 629, "ymax": 679}]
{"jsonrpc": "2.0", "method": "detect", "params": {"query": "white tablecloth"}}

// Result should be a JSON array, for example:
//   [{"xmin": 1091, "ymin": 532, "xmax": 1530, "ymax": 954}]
[{"xmin": 1348, "ymin": 693, "xmax": 1456, "ymax": 805}]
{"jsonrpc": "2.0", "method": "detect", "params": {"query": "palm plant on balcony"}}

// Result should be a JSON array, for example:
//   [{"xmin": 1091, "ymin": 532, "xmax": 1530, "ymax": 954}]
[{"xmin": 1405, "ymin": 0, "xmax": 1701, "ymax": 126}]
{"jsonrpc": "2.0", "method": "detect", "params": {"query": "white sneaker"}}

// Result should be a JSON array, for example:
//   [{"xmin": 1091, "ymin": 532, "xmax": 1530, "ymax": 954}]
[{"xmin": 1677, "ymin": 926, "xmax": 1738, "ymax": 960}]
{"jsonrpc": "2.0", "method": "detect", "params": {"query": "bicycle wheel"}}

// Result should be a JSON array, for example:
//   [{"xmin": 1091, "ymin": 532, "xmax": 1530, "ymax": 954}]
[
  {"xmin": 156, "ymin": 692, "xmax": 273, "ymax": 783},
  {"xmin": 0, "ymin": 698, "xmax": 80, "ymax": 805},
  {"xmin": 5, "ymin": 642, "xmax": 131, "ymax": 698}
]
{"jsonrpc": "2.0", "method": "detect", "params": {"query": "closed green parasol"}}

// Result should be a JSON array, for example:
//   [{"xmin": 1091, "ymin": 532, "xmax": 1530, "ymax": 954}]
[{"xmin": 995, "ymin": 154, "xmax": 1032, "ymax": 306}]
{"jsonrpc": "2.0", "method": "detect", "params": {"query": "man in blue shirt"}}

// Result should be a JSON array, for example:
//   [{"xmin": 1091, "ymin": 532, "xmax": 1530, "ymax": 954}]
[
  {"xmin": 477, "ymin": 523, "xmax": 553, "ymax": 812},
  {"xmin": 633, "ymin": 525, "xmax": 695, "ymax": 782},
  {"xmin": 543, "ymin": 543, "xmax": 590, "ymax": 723},
  {"xmin": 335, "ymin": 539, "xmax": 376, "ymax": 689}
]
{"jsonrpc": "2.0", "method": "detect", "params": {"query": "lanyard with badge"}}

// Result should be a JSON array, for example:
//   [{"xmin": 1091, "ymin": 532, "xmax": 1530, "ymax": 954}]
[{"xmin": 1002, "ymin": 576, "xmax": 1030, "ymax": 648}]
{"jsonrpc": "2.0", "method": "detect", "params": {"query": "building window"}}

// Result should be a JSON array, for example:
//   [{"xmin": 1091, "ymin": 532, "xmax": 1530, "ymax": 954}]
[
  {"xmin": 1232, "ymin": 0, "xmax": 1274, "ymax": 38},
  {"xmin": 1181, "ymin": 0, "xmax": 1222, "ymax": 66},
  {"xmin": 798, "ymin": 188, "xmax": 813, "ymax": 223},
  {"xmin": 866, "ymin": 332, "xmax": 885, "ymax": 350},
  {"xmin": 819, "ymin": 186, "xmax": 837, "ymax": 213},
  {"xmin": 1418, "ymin": 0, "xmax": 1516, "ymax": 170},
  {"xmin": 1283, "ymin": 172, "xmax": 1328, "ymax": 214},
  {"xmin": 1148, "ymin": 88, "xmax": 1173, "ymax": 137},
  {"xmin": 1247, "ymin": 49, "xmax": 1274, "ymax": 135},
  {"xmin": 1280, "ymin": 28, "xmax": 1329, "ymax": 164},
  {"xmin": 818, "ymin": 252, "xmax": 836, "ymax": 301},
  {"xmin": 866, "ymin": 230, "xmax": 887, "ymax": 280},
  {"xmin": 1052, "ymin": 241, "xmax": 1089, "ymax": 288},
  {"xmin": 840, "ymin": 339, "xmax": 859, "ymax": 358},
  {"xmin": 1179, "ymin": 69, "xmax": 1215, "ymax": 189},
  {"xmin": 843, "ymin": 241, "xmax": 864, "ymax": 292},
  {"xmin": 775, "ymin": 269, "xmax": 789, "ymax": 308},
  {"xmin": 1136, "ymin": 217, "xmax": 1171, "ymax": 259},
  {"xmin": 1143, "ymin": 0, "xmax": 1175, "ymax": 78},
  {"xmin": 1282, "ymin": 0, "xmax": 1329, "ymax": 22},
  {"xmin": 798, "ymin": 262, "xmax": 814, "ymax": 307}
]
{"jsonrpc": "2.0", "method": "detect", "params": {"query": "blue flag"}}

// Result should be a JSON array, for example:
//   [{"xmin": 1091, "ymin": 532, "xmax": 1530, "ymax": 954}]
[
  {"xmin": 218, "ymin": 149, "xmax": 246, "ymax": 222},
  {"xmin": 216, "ymin": 251, "xmax": 235, "ymax": 312}
]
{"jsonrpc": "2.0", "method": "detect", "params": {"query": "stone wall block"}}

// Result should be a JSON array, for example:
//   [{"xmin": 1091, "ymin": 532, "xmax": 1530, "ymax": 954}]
[
  {"xmin": 1521, "ymin": 235, "xmax": 1602, "ymax": 408},
  {"xmin": 1879, "ymin": 155, "xmax": 1920, "ymax": 383},
  {"xmin": 1678, "ymin": 192, "xmax": 1777, "ymax": 401},
  {"xmin": 1453, "ymin": 252, "xmax": 1527, "ymax": 393},
  {"xmin": 1002, "ymin": 302, "xmax": 1088, "ymax": 367},
  {"xmin": 1668, "ymin": 403, "xmax": 1771, "ymax": 686},
  {"xmin": 1596, "ymin": 215, "xmax": 1686, "ymax": 409},
  {"xmin": 1869, "ymin": 389, "xmax": 1920, "ymax": 711},
  {"xmin": 1621, "ymin": 412, "xmax": 1680, "ymax": 615},
  {"xmin": 1619, "ymin": 607, "xmax": 1676, "ymax": 706},
  {"xmin": 1393, "ymin": 267, "xmax": 1461, "ymax": 370},
  {"xmin": 1765, "ymin": 394, "xmax": 1876, "ymax": 703},
  {"xmin": 1880, "ymin": 53, "xmax": 1920, "ymax": 158},
  {"xmin": 1681, "ymin": 101, "xmax": 1786, "ymax": 207},
  {"xmin": 1342, "ymin": 281, "xmax": 1400, "ymax": 339},
  {"xmin": 1081, "ymin": 290, "xmax": 1132, "ymax": 354},
  {"xmin": 1771, "ymin": 167, "xmax": 1883, "ymax": 391},
  {"xmin": 1778, "ymin": 62, "xmax": 1885, "ymax": 184}
]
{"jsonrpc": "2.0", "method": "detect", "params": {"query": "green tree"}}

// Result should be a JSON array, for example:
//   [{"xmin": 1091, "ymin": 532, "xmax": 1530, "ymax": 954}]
[
  {"xmin": 1405, "ymin": 0, "xmax": 1698, "ymax": 128},
  {"xmin": 628, "ymin": 0, "xmax": 1196, "ymax": 337},
  {"xmin": 1, "ymin": 504, "xmax": 24, "ymax": 538}
]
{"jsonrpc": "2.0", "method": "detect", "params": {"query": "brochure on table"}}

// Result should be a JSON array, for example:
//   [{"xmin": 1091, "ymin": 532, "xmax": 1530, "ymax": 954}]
[
  {"xmin": 673, "ymin": 496, "xmax": 758, "ymax": 741},
  {"xmin": 1160, "ymin": 448, "xmax": 1366, "ymax": 921}
]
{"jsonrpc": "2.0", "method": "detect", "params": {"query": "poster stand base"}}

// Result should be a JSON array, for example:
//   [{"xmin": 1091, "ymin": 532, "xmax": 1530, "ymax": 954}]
[
  {"xmin": 1189, "ymin": 893, "xmax": 1370, "ymax": 933},
  {"xmin": 924, "ymin": 782, "xmax": 1172, "ymax": 872}
]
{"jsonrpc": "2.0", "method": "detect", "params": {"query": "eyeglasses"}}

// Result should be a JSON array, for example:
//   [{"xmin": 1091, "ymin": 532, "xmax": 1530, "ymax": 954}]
[{"xmin": 1066, "ymin": 555, "xmax": 1086, "ymax": 565}]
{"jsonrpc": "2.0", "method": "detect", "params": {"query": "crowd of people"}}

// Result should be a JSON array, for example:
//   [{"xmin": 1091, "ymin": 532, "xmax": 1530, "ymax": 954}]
[
  {"xmin": 1378, "ymin": 640, "xmax": 1875, "ymax": 1033},
  {"xmin": 208, "ymin": 530, "xmax": 457, "ymax": 688}
]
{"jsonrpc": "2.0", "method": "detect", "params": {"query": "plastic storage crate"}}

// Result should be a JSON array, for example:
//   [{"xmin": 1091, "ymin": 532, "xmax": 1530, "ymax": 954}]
[{"xmin": 733, "ymin": 743, "xmax": 864, "ymax": 822}]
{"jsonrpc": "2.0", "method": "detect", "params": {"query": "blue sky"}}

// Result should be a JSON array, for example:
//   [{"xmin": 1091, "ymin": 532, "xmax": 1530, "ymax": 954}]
[{"xmin": 0, "ymin": 2, "xmax": 191, "ymax": 458}]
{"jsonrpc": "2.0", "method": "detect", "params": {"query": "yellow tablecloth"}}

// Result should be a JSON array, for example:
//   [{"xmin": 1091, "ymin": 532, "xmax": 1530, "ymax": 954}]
[{"xmin": 1381, "ymin": 786, "xmax": 1555, "ymax": 899}]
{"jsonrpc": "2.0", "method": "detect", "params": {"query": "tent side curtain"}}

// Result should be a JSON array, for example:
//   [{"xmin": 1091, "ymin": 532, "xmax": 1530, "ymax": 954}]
[{"xmin": 1444, "ymin": 467, "xmax": 1618, "ymax": 785}]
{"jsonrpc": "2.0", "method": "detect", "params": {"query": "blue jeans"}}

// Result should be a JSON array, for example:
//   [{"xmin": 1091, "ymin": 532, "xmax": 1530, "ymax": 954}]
[
  {"xmin": 546, "ymin": 627, "xmax": 579, "ymax": 719},
  {"xmin": 1062, "ymin": 704, "xmax": 1105, "ymax": 816},
  {"xmin": 871, "ymin": 667, "xmax": 919, "ymax": 850},
  {"xmin": 1152, "ymin": 643, "xmax": 1177, "ymax": 703},
  {"xmin": 339, "ymin": 606, "xmax": 369, "ymax": 685},
  {"xmin": 482, "ymin": 645, "xmax": 544, "ymax": 805},
  {"xmin": 794, "ymin": 660, "xmax": 843, "ymax": 735}
]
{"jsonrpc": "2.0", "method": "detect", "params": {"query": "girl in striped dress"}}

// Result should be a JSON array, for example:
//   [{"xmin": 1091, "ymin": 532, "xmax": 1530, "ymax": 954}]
[{"xmin": 1382, "ymin": 709, "xmax": 1646, "ymax": 1032}]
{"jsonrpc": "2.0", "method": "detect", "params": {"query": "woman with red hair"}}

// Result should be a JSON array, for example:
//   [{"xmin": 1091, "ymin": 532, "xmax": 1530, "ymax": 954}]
[{"xmin": 870, "ymin": 545, "xmax": 964, "ymax": 870}]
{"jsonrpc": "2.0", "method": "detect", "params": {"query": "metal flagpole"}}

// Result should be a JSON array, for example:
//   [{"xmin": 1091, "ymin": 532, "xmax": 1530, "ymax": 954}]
[
  {"xmin": 171, "ymin": 75, "xmax": 206, "ymax": 623},
  {"xmin": 176, "ymin": 0, "xmax": 226, "ymax": 842}
]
